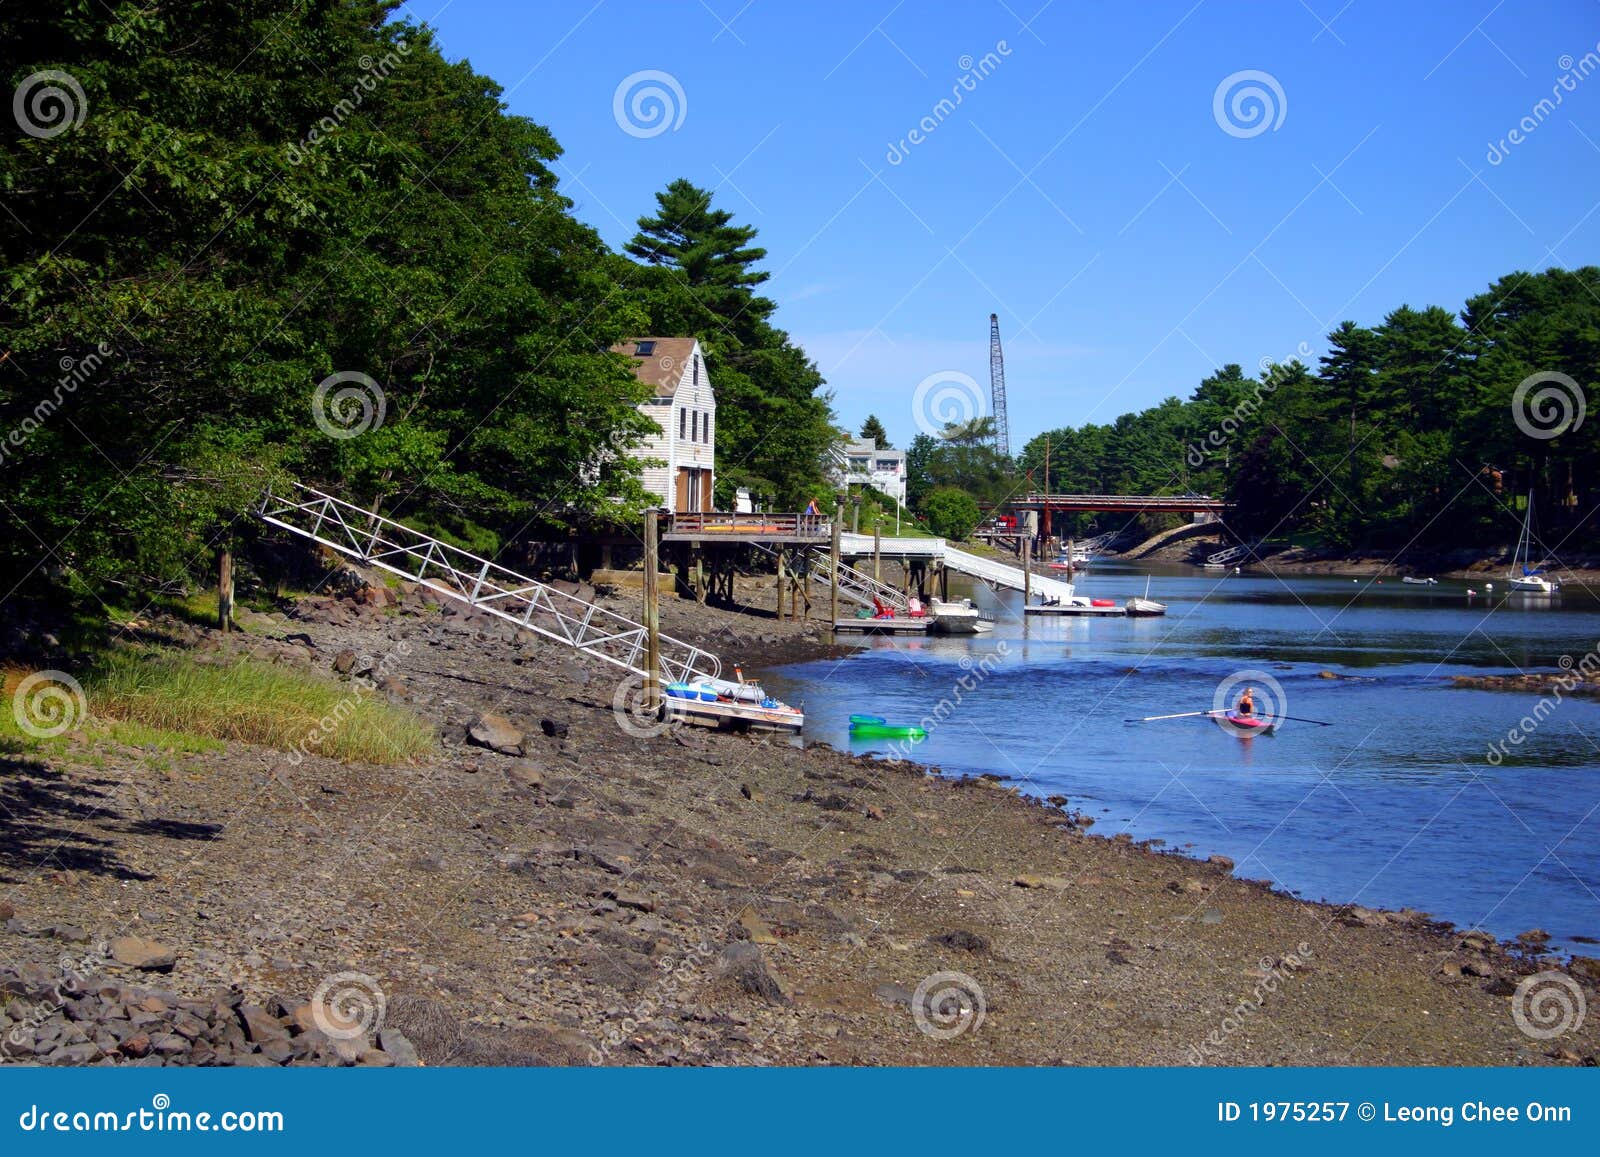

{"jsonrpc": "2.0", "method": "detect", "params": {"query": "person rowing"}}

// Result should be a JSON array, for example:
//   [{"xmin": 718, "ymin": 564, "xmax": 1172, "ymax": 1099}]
[{"xmin": 1235, "ymin": 687, "xmax": 1255, "ymax": 718}]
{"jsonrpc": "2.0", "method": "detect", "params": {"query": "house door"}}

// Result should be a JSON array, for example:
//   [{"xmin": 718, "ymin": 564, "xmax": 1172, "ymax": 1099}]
[{"xmin": 674, "ymin": 468, "xmax": 691, "ymax": 512}]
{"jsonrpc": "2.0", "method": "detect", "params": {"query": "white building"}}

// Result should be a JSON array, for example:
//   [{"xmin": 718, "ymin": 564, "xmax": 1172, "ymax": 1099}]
[
  {"xmin": 612, "ymin": 337, "xmax": 715, "ymax": 512},
  {"xmin": 831, "ymin": 437, "xmax": 907, "ymax": 507}
]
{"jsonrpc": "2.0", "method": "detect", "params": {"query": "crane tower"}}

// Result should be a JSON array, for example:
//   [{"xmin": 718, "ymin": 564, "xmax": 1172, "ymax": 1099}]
[{"xmin": 988, "ymin": 312, "xmax": 1010, "ymax": 457}]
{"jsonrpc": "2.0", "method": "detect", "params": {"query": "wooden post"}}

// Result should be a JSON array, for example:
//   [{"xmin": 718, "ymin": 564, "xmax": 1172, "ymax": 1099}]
[
  {"xmin": 775, "ymin": 547, "xmax": 786, "ymax": 622},
  {"xmin": 873, "ymin": 525, "xmax": 881, "ymax": 582},
  {"xmin": 218, "ymin": 549, "xmax": 234, "ymax": 633},
  {"xmin": 1023, "ymin": 533, "xmax": 1031, "ymax": 605},
  {"xmin": 830, "ymin": 500, "xmax": 843, "ymax": 628},
  {"xmin": 939, "ymin": 562, "xmax": 949, "ymax": 600},
  {"xmin": 644, "ymin": 512, "xmax": 661, "ymax": 712}
]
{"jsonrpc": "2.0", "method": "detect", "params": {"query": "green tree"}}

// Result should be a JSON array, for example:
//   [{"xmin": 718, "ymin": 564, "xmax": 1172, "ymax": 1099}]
[
  {"xmin": 859, "ymin": 414, "xmax": 890, "ymax": 448},
  {"xmin": 921, "ymin": 487, "xmax": 982, "ymax": 540}
]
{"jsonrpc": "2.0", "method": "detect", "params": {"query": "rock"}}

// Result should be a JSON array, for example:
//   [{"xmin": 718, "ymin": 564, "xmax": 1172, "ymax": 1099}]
[
  {"xmin": 1318, "ymin": 670, "xmax": 1340, "ymax": 679},
  {"xmin": 717, "ymin": 942, "xmax": 791, "ymax": 1005},
  {"xmin": 929, "ymin": 929, "xmax": 990, "ymax": 954},
  {"xmin": 259, "ymin": 1038, "xmax": 294, "ymax": 1064},
  {"xmin": 864, "ymin": 804, "xmax": 885, "ymax": 821},
  {"xmin": 873, "ymin": 982, "xmax": 913, "ymax": 1008},
  {"xmin": 1462, "ymin": 959, "xmax": 1494, "ymax": 978},
  {"xmin": 737, "ymin": 908, "xmax": 779, "ymax": 945},
  {"xmin": 1438, "ymin": 961, "xmax": 1463, "ymax": 978},
  {"xmin": 237, "ymin": 1005, "xmax": 289, "ymax": 1045},
  {"xmin": 332, "ymin": 648, "xmax": 358, "ymax": 675},
  {"xmin": 379, "ymin": 1028, "xmax": 422, "ymax": 1067},
  {"xmin": 119, "ymin": 1034, "xmax": 151, "ymax": 1058},
  {"xmin": 1046, "ymin": 794, "xmax": 1069, "ymax": 807},
  {"xmin": 1458, "ymin": 930, "xmax": 1497, "ymax": 953},
  {"xmin": 109, "ymin": 936, "xmax": 176, "ymax": 972},
  {"xmin": 604, "ymin": 889, "xmax": 655, "ymax": 913},
  {"xmin": 506, "ymin": 760, "xmax": 544, "ymax": 792},
  {"xmin": 1568, "ymin": 956, "xmax": 1600, "ymax": 983},
  {"xmin": 1207, "ymin": 855, "xmax": 1235, "ymax": 872},
  {"xmin": 358, "ymin": 1048, "xmax": 394, "ymax": 1066},
  {"xmin": 1482, "ymin": 977, "xmax": 1517, "ymax": 997},
  {"xmin": 1013, "ymin": 874, "xmax": 1070, "ymax": 891},
  {"xmin": 1517, "ymin": 928, "xmax": 1552, "ymax": 946},
  {"xmin": 467, "ymin": 712, "xmax": 524, "ymax": 756},
  {"xmin": 0, "ymin": 901, "xmax": 12, "ymax": 922},
  {"xmin": 48, "ymin": 1042, "xmax": 101, "ymax": 1065}
]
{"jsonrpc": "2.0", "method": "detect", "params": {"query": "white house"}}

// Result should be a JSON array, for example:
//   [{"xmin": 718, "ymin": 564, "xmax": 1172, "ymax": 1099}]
[
  {"xmin": 831, "ymin": 437, "xmax": 907, "ymax": 507},
  {"xmin": 611, "ymin": 337, "xmax": 715, "ymax": 512}
]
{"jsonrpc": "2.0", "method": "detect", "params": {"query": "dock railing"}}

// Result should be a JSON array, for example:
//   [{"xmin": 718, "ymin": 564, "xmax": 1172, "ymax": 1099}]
[{"xmin": 664, "ymin": 511, "xmax": 831, "ymax": 539}]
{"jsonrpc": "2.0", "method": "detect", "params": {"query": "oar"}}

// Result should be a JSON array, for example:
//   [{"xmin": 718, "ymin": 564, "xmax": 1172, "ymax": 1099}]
[{"xmin": 1125, "ymin": 709, "xmax": 1335, "ymax": 726}]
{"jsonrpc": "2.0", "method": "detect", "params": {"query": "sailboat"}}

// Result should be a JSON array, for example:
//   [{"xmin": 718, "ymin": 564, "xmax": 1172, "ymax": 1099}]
[{"xmin": 1508, "ymin": 492, "xmax": 1559, "ymax": 596}]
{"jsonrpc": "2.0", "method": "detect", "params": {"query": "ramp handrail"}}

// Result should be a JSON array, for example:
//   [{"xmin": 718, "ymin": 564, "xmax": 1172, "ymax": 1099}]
[
  {"xmin": 258, "ymin": 484, "xmax": 720, "ymax": 684},
  {"xmin": 749, "ymin": 544, "xmax": 909, "ymax": 611}
]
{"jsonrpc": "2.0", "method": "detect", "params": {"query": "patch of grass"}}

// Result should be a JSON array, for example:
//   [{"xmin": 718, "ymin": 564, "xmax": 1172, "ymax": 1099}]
[{"xmin": 86, "ymin": 654, "xmax": 435, "ymax": 764}]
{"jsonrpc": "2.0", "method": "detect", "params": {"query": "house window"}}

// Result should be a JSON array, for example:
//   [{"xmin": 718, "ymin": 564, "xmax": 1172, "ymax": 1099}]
[
  {"xmin": 679, "ymin": 408, "xmax": 686, "ymax": 439},
  {"xmin": 693, "ymin": 357, "xmax": 699, "ymax": 387},
  {"xmin": 691, "ymin": 411, "xmax": 698, "ymax": 443},
  {"xmin": 703, "ymin": 415, "xmax": 710, "ymax": 444},
  {"xmin": 636, "ymin": 340, "xmax": 655, "ymax": 356}
]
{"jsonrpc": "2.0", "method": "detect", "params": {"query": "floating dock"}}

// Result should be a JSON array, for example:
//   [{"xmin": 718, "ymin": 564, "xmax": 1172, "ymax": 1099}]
[
  {"xmin": 1024, "ymin": 603, "xmax": 1127, "ymax": 617},
  {"xmin": 832, "ymin": 618, "xmax": 932, "ymax": 635}
]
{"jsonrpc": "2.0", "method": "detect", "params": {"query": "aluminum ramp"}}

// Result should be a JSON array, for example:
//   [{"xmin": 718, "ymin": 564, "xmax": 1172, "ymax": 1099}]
[{"xmin": 258, "ymin": 484, "xmax": 721, "ymax": 685}]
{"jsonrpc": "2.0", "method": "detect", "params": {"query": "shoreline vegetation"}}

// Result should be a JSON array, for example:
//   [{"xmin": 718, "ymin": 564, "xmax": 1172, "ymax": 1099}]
[{"xmin": 2, "ymin": 573, "xmax": 1597, "ymax": 1067}]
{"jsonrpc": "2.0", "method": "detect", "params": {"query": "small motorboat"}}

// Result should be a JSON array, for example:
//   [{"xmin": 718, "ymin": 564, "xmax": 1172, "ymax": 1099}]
[
  {"xmin": 928, "ymin": 597, "xmax": 982, "ymax": 635},
  {"xmin": 1401, "ymin": 576, "xmax": 1437, "ymax": 585},
  {"xmin": 1125, "ymin": 597, "xmax": 1168, "ymax": 616}
]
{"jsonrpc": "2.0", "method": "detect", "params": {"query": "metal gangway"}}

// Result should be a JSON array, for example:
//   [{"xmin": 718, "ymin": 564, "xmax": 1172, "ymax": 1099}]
[
  {"xmin": 941, "ymin": 544, "xmax": 1077, "ymax": 602},
  {"xmin": 748, "ymin": 543, "xmax": 909, "ymax": 611},
  {"xmin": 1205, "ymin": 541, "xmax": 1255, "ymax": 566},
  {"xmin": 258, "ymin": 484, "xmax": 721, "ymax": 684}
]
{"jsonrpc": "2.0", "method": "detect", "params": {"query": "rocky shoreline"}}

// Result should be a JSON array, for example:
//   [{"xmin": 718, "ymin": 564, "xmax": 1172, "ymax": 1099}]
[{"xmin": 3, "ymin": 574, "xmax": 1598, "ymax": 1067}]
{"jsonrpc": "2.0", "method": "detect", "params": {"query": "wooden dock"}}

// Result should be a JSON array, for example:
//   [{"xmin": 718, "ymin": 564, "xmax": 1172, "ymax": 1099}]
[
  {"xmin": 1024, "ymin": 603, "xmax": 1127, "ymax": 617},
  {"xmin": 833, "ymin": 617, "xmax": 931, "ymax": 635}
]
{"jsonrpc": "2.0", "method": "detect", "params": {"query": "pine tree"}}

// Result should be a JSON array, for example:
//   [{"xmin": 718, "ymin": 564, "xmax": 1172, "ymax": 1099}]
[{"xmin": 859, "ymin": 415, "xmax": 890, "ymax": 448}]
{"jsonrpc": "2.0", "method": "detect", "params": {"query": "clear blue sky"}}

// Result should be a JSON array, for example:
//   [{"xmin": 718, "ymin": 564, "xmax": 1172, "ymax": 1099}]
[{"xmin": 407, "ymin": 0, "xmax": 1600, "ymax": 449}]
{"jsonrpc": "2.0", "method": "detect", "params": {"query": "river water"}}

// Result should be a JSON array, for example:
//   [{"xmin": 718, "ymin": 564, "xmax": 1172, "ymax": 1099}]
[{"xmin": 765, "ymin": 562, "xmax": 1600, "ymax": 955}]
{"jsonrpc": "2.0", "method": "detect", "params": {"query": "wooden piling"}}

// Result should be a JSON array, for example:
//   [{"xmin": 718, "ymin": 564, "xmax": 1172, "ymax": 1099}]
[
  {"xmin": 831, "ymin": 500, "xmax": 842, "ymax": 627},
  {"xmin": 644, "ymin": 511, "xmax": 661, "ymax": 712}
]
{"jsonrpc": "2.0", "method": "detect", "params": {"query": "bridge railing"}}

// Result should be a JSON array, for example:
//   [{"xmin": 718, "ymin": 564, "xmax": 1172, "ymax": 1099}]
[{"xmin": 664, "ymin": 511, "xmax": 831, "ymax": 539}]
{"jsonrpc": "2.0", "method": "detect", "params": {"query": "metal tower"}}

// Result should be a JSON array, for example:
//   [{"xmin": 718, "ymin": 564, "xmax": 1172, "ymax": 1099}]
[{"xmin": 988, "ymin": 312, "xmax": 1010, "ymax": 457}]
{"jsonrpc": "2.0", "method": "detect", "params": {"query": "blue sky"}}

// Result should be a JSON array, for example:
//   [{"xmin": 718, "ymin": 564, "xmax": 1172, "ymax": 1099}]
[{"xmin": 408, "ymin": 0, "xmax": 1600, "ymax": 449}]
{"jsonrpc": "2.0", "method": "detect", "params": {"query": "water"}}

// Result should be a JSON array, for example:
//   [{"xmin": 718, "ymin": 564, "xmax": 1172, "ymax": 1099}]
[{"xmin": 765, "ymin": 563, "xmax": 1600, "ymax": 955}]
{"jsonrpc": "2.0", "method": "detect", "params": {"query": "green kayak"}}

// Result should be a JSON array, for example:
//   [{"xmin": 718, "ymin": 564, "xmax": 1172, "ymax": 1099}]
[{"xmin": 849, "ymin": 721, "xmax": 927, "ymax": 740}]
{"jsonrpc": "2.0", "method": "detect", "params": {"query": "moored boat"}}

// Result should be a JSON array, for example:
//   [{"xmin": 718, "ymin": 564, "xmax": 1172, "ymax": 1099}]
[
  {"xmin": 928, "ymin": 596, "xmax": 982, "ymax": 635},
  {"xmin": 1508, "ymin": 492, "xmax": 1559, "ymax": 595},
  {"xmin": 1401, "ymin": 576, "xmax": 1437, "ymax": 585},
  {"xmin": 1125, "ymin": 597, "xmax": 1167, "ymax": 616}
]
